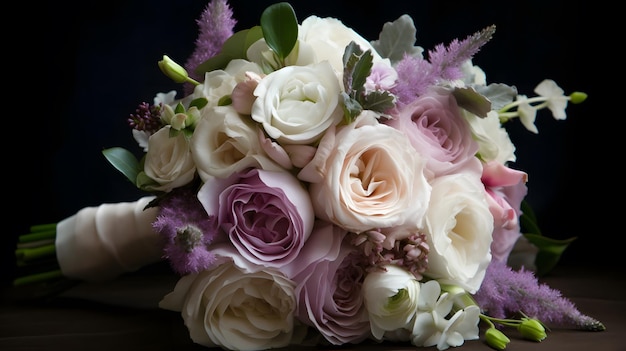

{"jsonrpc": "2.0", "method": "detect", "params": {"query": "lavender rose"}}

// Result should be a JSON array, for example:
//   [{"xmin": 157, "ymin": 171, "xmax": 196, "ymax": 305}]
[
  {"xmin": 290, "ymin": 221, "xmax": 371, "ymax": 345},
  {"xmin": 385, "ymin": 91, "xmax": 482, "ymax": 178},
  {"xmin": 197, "ymin": 167, "xmax": 314, "ymax": 268}
]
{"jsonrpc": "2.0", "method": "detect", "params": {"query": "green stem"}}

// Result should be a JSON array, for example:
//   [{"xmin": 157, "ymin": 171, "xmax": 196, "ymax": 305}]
[
  {"xmin": 15, "ymin": 244, "xmax": 56, "ymax": 262},
  {"xmin": 13, "ymin": 270, "xmax": 64, "ymax": 286},
  {"xmin": 19, "ymin": 230, "xmax": 56, "ymax": 243}
]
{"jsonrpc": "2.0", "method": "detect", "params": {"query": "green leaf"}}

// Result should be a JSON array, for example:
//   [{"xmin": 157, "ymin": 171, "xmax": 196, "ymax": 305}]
[
  {"xmin": 524, "ymin": 233, "xmax": 576, "ymax": 276},
  {"xmin": 102, "ymin": 147, "xmax": 140, "ymax": 186},
  {"xmin": 260, "ymin": 2, "xmax": 298, "ymax": 61},
  {"xmin": 519, "ymin": 200, "xmax": 541, "ymax": 235},
  {"xmin": 195, "ymin": 26, "xmax": 263, "ymax": 74},
  {"xmin": 189, "ymin": 97, "xmax": 208, "ymax": 110}
]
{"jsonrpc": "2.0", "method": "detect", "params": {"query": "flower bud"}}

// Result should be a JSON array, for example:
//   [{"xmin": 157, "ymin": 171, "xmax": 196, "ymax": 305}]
[
  {"xmin": 158, "ymin": 55, "xmax": 191, "ymax": 84},
  {"xmin": 518, "ymin": 318, "xmax": 547, "ymax": 342},
  {"xmin": 569, "ymin": 91, "xmax": 588, "ymax": 104},
  {"xmin": 485, "ymin": 327, "xmax": 510, "ymax": 350}
]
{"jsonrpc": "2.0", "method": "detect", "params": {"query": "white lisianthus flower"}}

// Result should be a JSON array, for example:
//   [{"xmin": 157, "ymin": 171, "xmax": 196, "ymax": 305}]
[
  {"xmin": 143, "ymin": 126, "xmax": 196, "ymax": 192},
  {"xmin": 251, "ymin": 62, "xmax": 343, "ymax": 145},
  {"xmin": 534, "ymin": 79, "xmax": 568, "ymax": 120},
  {"xmin": 189, "ymin": 59, "xmax": 263, "ymax": 107},
  {"xmin": 191, "ymin": 105, "xmax": 282, "ymax": 182},
  {"xmin": 411, "ymin": 280, "xmax": 480, "ymax": 350},
  {"xmin": 515, "ymin": 94, "xmax": 539, "ymax": 134},
  {"xmin": 463, "ymin": 110, "xmax": 516, "ymax": 164},
  {"xmin": 422, "ymin": 173, "xmax": 493, "ymax": 293},
  {"xmin": 363, "ymin": 264, "xmax": 421, "ymax": 340},
  {"xmin": 159, "ymin": 245, "xmax": 300, "ymax": 351}
]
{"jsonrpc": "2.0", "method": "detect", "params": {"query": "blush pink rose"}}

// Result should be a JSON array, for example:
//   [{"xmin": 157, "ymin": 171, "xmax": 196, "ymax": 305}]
[{"xmin": 481, "ymin": 161, "xmax": 528, "ymax": 262}]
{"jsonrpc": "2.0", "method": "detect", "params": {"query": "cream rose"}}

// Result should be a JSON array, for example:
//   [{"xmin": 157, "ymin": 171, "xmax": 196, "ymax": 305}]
[
  {"xmin": 422, "ymin": 173, "xmax": 493, "ymax": 293},
  {"xmin": 159, "ymin": 245, "xmax": 300, "ymax": 351},
  {"xmin": 191, "ymin": 105, "xmax": 281, "ymax": 182},
  {"xmin": 300, "ymin": 111, "xmax": 431, "ymax": 233},
  {"xmin": 143, "ymin": 126, "xmax": 196, "ymax": 192},
  {"xmin": 251, "ymin": 62, "xmax": 343, "ymax": 145}
]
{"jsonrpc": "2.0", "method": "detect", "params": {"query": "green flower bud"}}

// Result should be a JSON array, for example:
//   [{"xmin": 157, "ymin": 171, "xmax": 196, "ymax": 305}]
[
  {"xmin": 569, "ymin": 91, "xmax": 588, "ymax": 104},
  {"xmin": 158, "ymin": 55, "xmax": 189, "ymax": 83},
  {"xmin": 485, "ymin": 327, "xmax": 510, "ymax": 350},
  {"xmin": 518, "ymin": 318, "xmax": 547, "ymax": 342}
]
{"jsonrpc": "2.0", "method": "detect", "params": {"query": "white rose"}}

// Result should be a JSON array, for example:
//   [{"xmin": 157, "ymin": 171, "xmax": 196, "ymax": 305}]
[
  {"xmin": 298, "ymin": 16, "xmax": 388, "ymax": 77},
  {"xmin": 159, "ymin": 246, "xmax": 299, "ymax": 351},
  {"xmin": 363, "ymin": 264, "xmax": 421, "ymax": 341},
  {"xmin": 463, "ymin": 110, "xmax": 516, "ymax": 164},
  {"xmin": 422, "ymin": 173, "xmax": 493, "ymax": 293},
  {"xmin": 251, "ymin": 62, "xmax": 343, "ymax": 145},
  {"xmin": 191, "ymin": 105, "xmax": 281, "ymax": 182},
  {"xmin": 143, "ymin": 126, "xmax": 196, "ymax": 192},
  {"xmin": 301, "ymin": 111, "xmax": 431, "ymax": 233}
]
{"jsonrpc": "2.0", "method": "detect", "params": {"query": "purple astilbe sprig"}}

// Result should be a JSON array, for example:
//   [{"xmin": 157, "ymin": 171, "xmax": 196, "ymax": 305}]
[
  {"xmin": 474, "ymin": 260, "xmax": 605, "ymax": 331},
  {"xmin": 352, "ymin": 230, "xmax": 429, "ymax": 280},
  {"xmin": 152, "ymin": 186, "xmax": 221, "ymax": 275},
  {"xmin": 183, "ymin": 0, "xmax": 237, "ymax": 95},
  {"xmin": 391, "ymin": 25, "xmax": 496, "ymax": 109},
  {"xmin": 127, "ymin": 102, "xmax": 163, "ymax": 135}
]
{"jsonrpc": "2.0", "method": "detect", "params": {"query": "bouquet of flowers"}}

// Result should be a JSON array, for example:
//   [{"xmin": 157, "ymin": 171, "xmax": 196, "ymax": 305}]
[{"xmin": 14, "ymin": 1, "xmax": 604, "ymax": 350}]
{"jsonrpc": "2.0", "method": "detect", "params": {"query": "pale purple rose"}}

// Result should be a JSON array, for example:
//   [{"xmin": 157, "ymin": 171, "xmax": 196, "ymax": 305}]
[
  {"xmin": 289, "ymin": 221, "xmax": 371, "ymax": 345},
  {"xmin": 384, "ymin": 90, "xmax": 482, "ymax": 178},
  {"xmin": 481, "ymin": 161, "xmax": 528, "ymax": 262},
  {"xmin": 197, "ymin": 167, "xmax": 314, "ymax": 268}
]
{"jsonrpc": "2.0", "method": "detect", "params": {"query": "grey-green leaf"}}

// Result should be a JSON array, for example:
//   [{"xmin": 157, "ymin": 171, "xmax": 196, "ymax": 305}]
[
  {"xmin": 474, "ymin": 83, "xmax": 517, "ymax": 111},
  {"xmin": 370, "ymin": 14, "xmax": 424, "ymax": 64},
  {"xmin": 453, "ymin": 86, "xmax": 492, "ymax": 117},
  {"xmin": 260, "ymin": 2, "xmax": 298, "ymax": 61},
  {"xmin": 102, "ymin": 147, "xmax": 140, "ymax": 186}
]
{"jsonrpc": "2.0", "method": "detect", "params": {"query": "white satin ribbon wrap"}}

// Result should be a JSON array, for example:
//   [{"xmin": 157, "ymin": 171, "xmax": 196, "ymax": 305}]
[{"xmin": 56, "ymin": 196, "xmax": 163, "ymax": 282}]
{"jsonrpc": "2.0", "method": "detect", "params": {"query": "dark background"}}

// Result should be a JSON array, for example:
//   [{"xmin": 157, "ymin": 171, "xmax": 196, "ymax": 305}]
[{"xmin": 5, "ymin": 0, "xmax": 615, "ymax": 287}]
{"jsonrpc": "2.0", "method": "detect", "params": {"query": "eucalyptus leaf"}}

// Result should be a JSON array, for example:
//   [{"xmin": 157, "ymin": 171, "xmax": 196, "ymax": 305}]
[
  {"xmin": 474, "ymin": 83, "xmax": 517, "ymax": 111},
  {"xmin": 260, "ymin": 2, "xmax": 298, "ymax": 61},
  {"xmin": 102, "ymin": 147, "xmax": 140, "ymax": 186},
  {"xmin": 370, "ymin": 14, "xmax": 424, "ymax": 63},
  {"xmin": 452, "ymin": 86, "xmax": 491, "ymax": 118}
]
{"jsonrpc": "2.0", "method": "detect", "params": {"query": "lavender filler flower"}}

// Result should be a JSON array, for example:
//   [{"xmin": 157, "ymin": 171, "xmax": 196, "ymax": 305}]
[
  {"xmin": 152, "ymin": 186, "xmax": 219, "ymax": 275},
  {"xmin": 474, "ymin": 260, "xmax": 605, "ymax": 331}
]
